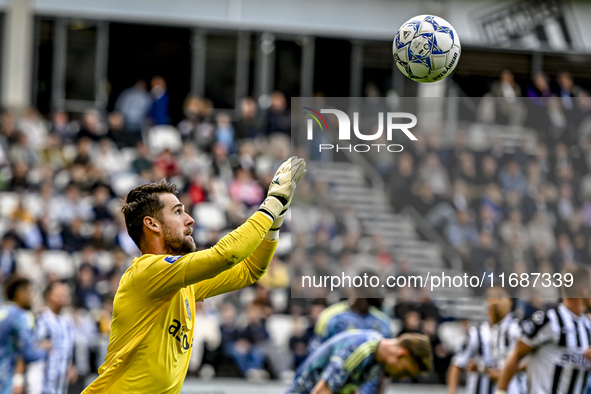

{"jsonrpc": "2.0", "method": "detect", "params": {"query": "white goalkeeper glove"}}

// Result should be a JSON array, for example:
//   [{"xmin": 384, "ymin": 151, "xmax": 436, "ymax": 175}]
[
  {"xmin": 258, "ymin": 156, "xmax": 307, "ymax": 224},
  {"xmin": 494, "ymin": 390, "xmax": 507, "ymax": 394}
]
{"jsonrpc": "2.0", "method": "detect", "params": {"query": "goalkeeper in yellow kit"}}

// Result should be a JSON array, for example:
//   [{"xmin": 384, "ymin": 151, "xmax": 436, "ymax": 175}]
[{"xmin": 82, "ymin": 157, "xmax": 306, "ymax": 393}]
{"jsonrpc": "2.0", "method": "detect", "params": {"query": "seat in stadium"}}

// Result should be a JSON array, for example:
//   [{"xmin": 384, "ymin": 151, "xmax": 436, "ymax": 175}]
[
  {"xmin": 193, "ymin": 203, "xmax": 227, "ymax": 231},
  {"xmin": 266, "ymin": 314, "xmax": 295, "ymax": 351},
  {"xmin": 146, "ymin": 125, "xmax": 183, "ymax": 155},
  {"xmin": 42, "ymin": 250, "xmax": 75, "ymax": 279},
  {"xmin": 111, "ymin": 173, "xmax": 142, "ymax": 197},
  {"xmin": 0, "ymin": 192, "xmax": 19, "ymax": 217}
]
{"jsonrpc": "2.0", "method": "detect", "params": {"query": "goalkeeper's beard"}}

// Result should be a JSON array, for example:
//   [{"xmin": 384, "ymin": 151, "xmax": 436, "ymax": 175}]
[{"xmin": 162, "ymin": 224, "xmax": 197, "ymax": 255}]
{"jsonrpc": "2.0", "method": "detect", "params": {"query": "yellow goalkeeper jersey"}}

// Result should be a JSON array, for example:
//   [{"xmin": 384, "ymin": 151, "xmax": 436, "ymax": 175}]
[{"xmin": 82, "ymin": 212, "xmax": 276, "ymax": 393}]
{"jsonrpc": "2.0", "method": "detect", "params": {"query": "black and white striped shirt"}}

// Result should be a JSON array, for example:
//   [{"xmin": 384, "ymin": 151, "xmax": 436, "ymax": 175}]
[
  {"xmin": 26, "ymin": 309, "xmax": 75, "ymax": 394},
  {"xmin": 520, "ymin": 303, "xmax": 591, "ymax": 394},
  {"xmin": 452, "ymin": 321, "xmax": 495, "ymax": 394},
  {"xmin": 490, "ymin": 312, "xmax": 526, "ymax": 394}
]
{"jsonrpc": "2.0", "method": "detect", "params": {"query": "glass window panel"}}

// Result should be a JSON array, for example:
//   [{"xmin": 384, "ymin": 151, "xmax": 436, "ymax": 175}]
[
  {"xmin": 205, "ymin": 34, "xmax": 237, "ymax": 109},
  {"xmin": 65, "ymin": 21, "xmax": 96, "ymax": 101}
]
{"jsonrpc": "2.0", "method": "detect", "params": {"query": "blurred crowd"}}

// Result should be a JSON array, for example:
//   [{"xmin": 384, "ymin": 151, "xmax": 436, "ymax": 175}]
[
  {"xmin": 1, "ymin": 69, "xmax": 590, "ymax": 390},
  {"xmin": 387, "ymin": 69, "xmax": 591, "ymax": 301}
]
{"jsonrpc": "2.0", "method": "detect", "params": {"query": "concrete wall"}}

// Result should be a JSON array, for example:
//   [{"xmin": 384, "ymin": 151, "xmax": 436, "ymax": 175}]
[{"xmin": 30, "ymin": 0, "xmax": 591, "ymax": 51}]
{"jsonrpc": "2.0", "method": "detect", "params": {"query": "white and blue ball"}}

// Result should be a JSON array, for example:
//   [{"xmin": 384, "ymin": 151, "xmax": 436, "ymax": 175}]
[{"xmin": 393, "ymin": 15, "xmax": 461, "ymax": 83}]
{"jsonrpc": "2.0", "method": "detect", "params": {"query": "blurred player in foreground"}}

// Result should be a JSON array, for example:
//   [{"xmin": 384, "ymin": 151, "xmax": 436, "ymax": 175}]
[
  {"xmin": 497, "ymin": 266, "xmax": 591, "ymax": 394},
  {"xmin": 310, "ymin": 283, "xmax": 391, "ymax": 393},
  {"xmin": 83, "ymin": 156, "xmax": 306, "ymax": 393},
  {"xmin": 285, "ymin": 330, "xmax": 432, "ymax": 394},
  {"xmin": 27, "ymin": 281, "xmax": 76, "ymax": 394},
  {"xmin": 311, "ymin": 289, "xmax": 391, "ymax": 349},
  {"xmin": 0, "ymin": 277, "xmax": 50, "ymax": 394},
  {"xmin": 447, "ymin": 286, "xmax": 525, "ymax": 394}
]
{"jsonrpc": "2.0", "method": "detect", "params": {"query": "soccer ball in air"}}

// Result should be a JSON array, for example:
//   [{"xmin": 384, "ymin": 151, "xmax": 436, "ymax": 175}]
[{"xmin": 393, "ymin": 15, "xmax": 461, "ymax": 83}]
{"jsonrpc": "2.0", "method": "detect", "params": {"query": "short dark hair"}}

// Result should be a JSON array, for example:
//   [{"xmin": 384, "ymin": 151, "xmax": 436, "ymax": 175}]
[
  {"xmin": 5, "ymin": 276, "xmax": 31, "ymax": 301},
  {"xmin": 43, "ymin": 280, "xmax": 67, "ymax": 300},
  {"xmin": 121, "ymin": 179, "xmax": 178, "ymax": 248}
]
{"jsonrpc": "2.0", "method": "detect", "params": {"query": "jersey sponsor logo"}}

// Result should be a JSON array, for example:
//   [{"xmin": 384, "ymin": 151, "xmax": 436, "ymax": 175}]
[
  {"xmin": 532, "ymin": 310, "xmax": 545, "ymax": 324},
  {"xmin": 560, "ymin": 353, "xmax": 591, "ymax": 368},
  {"xmin": 164, "ymin": 255, "xmax": 182, "ymax": 264},
  {"xmin": 522, "ymin": 320, "xmax": 535, "ymax": 335},
  {"xmin": 168, "ymin": 319, "xmax": 193, "ymax": 352}
]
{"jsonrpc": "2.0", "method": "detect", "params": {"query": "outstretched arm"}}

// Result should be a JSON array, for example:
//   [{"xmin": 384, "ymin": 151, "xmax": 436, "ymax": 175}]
[
  {"xmin": 193, "ymin": 237, "xmax": 278, "ymax": 301},
  {"xmin": 132, "ymin": 211, "xmax": 274, "ymax": 299},
  {"xmin": 133, "ymin": 156, "xmax": 306, "ymax": 299}
]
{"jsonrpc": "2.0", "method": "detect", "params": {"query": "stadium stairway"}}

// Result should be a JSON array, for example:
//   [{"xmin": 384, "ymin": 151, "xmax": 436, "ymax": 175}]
[{"xmin": 308, "ymin": 161, "xmax": 487, "ymax": 321}]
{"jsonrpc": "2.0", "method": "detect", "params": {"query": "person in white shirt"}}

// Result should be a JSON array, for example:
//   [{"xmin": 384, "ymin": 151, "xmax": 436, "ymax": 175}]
[{"xmin": 497, "ymin": 266, "xmax": 591, "ymax": 394}]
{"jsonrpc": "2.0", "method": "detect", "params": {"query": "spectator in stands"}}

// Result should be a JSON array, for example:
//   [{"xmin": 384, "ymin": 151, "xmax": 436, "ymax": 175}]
[
  {"xmin": 91, "ymin": 185, "xmax": 114, "ymax": 223},
  {"xmin": 56, "ymin": 183, "xmax": 95, "ymax": 225},
  {"xmin": 265, "ymin": 91, "xmax": 290, "ymax": 135},
  {"xmin": 154, "ymin": 148, "xmax": 180, "ymax": 179},
  {"xmin": 0, "ymin": 110, "xmax": 19, "ymax": 149},
  {"xmin": 410, "ymin": 182, "xmax": 440, "ymax": 217},
  {"xmin": 526, "ymin": 71, "xmax": 553, "ymax": 106},
  {"xmin": 389, "ymin": 151, "xmax": 415, "ymax": 212},
  {"xmin": 229, "ymin": 303, "xmax": 268, "ymax": 381},
  {"xmin": 40, "ymin": 133, "xmax": 67, "ymax": 170},
  {"xmin": 468, "ymin": 231, "xmax": 499, "ymax": 280},
  {"xmin": 417, "ymin": 152, "xmax": 451, "ymax": 197},
  {"xmin": 478, "ymin": 69, "xmax": 527, "ymax": 126},
  {"xmin": 445, "ymin": 209, "xmax": 479, "ymax": 259},
  {"xmin": 556, "ymin": 183, "xmax": 576, "ymax": 222},
  {"xmin": 499, "ymin": 210, "xmax": 529, "ymax": 252},
  {"xmin": 215, "ymin": 112, "xmax": 235, "ymax": 152},
  {"xmin": 8, "ymin": 132, "xmax": 37, "ymax": 168},
  {"xmin": 130, "ymin": 141, "xmax": 153, "ymax": 176},
  {"xmin": 210, "ymin": 142, "xmax": 234, "ymax": 183},
  {"xmin": 556, "ymin": 70, "xmax": 583, "ymax": 111},
  {"xmin": 499, "ymin": 160, "xmax": 527, "ymax": 196},
  {"xmin": 148, "ymin": 76, "xmax": 170, "ymax": 125},
  {"xmin": 77, "ymin": 110, "xmax": 105, "ymax": 142},
  {"xmin": 94, "ymin": 138, "xmax": 126, "ymax": 176},
  {"xmin": 49, "ymin": 110, "xmax": 73, "ymax": 140},
  {"xmin": 527, "ymin": 212, "xmax": 557, "ymax": 254},
  {"xmin": 552, "ymin": 233, "xmax": 575, "ymax": 273},
  {"xmin": 0, "ymin": 234, "xmax": 18, "ymax": 282},
  {"xmin": 177, "ymin": 96, "xmax": 201, "ymax": 140},
  {"xmin": 107, "ymin": 111, "xmax": 136, "ymax": 149},
  {"xmin": 74, "ymin": 263, "xmax": 102, "ymax": 311},
  {"xmin": 228, "ymin": 166, "xmax": 264, "ymax": 208},
  {"xmin": 190, "ymin": 99, "xmax": 216, "ymax": 153},
  {"xmin": 289, "ymin": 316, "xmax": 313, "ymax": 370},
  {"xmin": 235, "ymin": 97, "xmax": 262, "ymax": 140},
  {"xmin": 114, "ymin": 80, "xmax": 152, "ymax": 132},
  {"xmin": 61, "ymin": 218, "xmax": 89, "ymax": 253},
  {"xmin": 454, "ymin": 152, "xmax": 478, "ymax": 192},
  {"xmin": 18, "ymin": 108, "xmax": 48, "ymax": 151}
]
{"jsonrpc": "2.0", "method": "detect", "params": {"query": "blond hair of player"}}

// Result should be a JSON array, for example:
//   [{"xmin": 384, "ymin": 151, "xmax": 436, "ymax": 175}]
[{"xmin": 82, "ymin": 156, "xmax": 306, "ymax": 393}]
